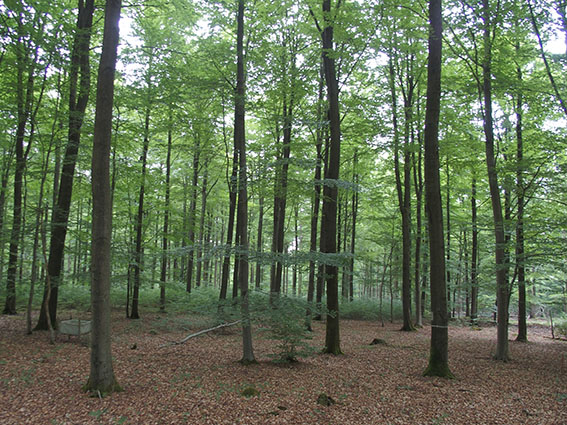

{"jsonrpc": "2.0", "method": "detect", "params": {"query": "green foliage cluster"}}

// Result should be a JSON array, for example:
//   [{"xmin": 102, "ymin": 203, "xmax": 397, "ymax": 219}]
[
  {"xmin": 340, "ymin": 297, "xmax": 403, "ymax": 321},
  {"xmin": 252, "ymin": 292, "xmax": 316, "ymax": 362},
  {"xmin": 555, "ymin": 318, "xmax": 567, "ymax": 338}
]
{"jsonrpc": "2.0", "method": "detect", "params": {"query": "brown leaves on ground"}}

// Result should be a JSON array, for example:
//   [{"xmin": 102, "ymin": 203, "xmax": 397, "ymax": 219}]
[{"xmin": 0, "ymin": 311, "xmax": 566, "ymax": 424}]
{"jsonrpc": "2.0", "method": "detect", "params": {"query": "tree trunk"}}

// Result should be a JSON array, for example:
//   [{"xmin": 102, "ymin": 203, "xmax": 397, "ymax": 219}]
[
  {"xmin": 36, "ymin": 0, "xmax": 95, "ymax": 330},
  {"xmin": 203, "ymin": 212, "xmax": 213, "ymax": 286},
  {"xmin": 349, "ymin": 149, "xmax": 358, "ymax": 302},
  {"xmin": 482, "ymin": 0, "xmax": 509, "ymax": 362},
  {"xmin": 320, "ymin": 0, "xmax": 342, "ymax": 355},
  {"xmin": 413, "ymin": 147, "xmax": 424, "ymax": 326},
  {"xmin": 0, "ymin": 158, "xmax": 12, "ymax": 285},
  {"xmin": 196, "ymin": 163, "xmax": 208, "ymax": 288},
  {"xmin": 234, "ymin": 0, "xmax": 255, "ymax": 364},
  {"xmin": 254, "ymin": 196, "xmax": 263, "ymax": 290},
  {"xmin": 186, "ymin": 136, "xmax": 200, "ymax": 293},
  {"xmin": 27, "ymin": 160, "xmax": 51, "ymax": 334},
  {"xmin": 307, "ymin": 69, "xmax": 324, "ymax": 327},
  {"xmin": 337, "ymin": 193, "xmax": 343, "ymax": 298},
  {"xmin": 84, "ymin": 0, "xmax": 122, "ymax": 394},
  {"xmin": 390, "ymin": 56, "xmax": 414, "ymax": 332},
  {"xmin": 470, "ymin": 177, "xmax": 479, "ymax": 324},
  {"xmin": 423, "ymin": 0, "xmax": 453, "ymax": 378},
  {"xmin": 3, "ymin": 25, "xmax": 38, "ymax": 315},
  {"xmin": 293, "ymin": 205, "xmax": 298, "ymax": 295},
  {"xmin": 270, "ymin": 68, "xmax": 294, "ymax": 299},
  {"xmin": 446, "ymin": 160, "xmax": 451, "ymax": 318},
  {"xmin": 219, "ymin": 140, "xmax": 238, "ymax": 303},
  {"xmin": 515, "ymin": 58, "xmax": 527, "ymax": 342},
  {"xmin": 130, "ymin": 105, "xmax": 151, "ymax": 320},
  {"xmin": 160, "ymin": 120, "xmax": 172, "ymax": 313},
  {"xmin": 315, "ymin": 134, "xmax": 329, "ymax": 321}
]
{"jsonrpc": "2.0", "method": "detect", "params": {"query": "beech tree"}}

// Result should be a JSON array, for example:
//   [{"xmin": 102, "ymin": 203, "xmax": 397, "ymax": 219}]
[
  {"xmin": 234, "ymin": 0, "xmax": 255, "ymax": 364},
  {"xmin": 316, "ymin": 0, "xmax": 343, "ymax": 355},
  {"xmin": 481, "ymin": 0, "xmax": 510, "ymax": 362},
  {"xmin": 423, "ymin": 0, "xmax": 453, "ymax": 378},
  {"xmin": 35, "ymin": 0, "xmax": 95, "ymax": 330},
  {"xmin": 84, "ymin": 0, "xmax": 122, "ymax": 394},
  {"xmin": 3, "ymin": 5, "xmax": 45, "ymax": 315}
]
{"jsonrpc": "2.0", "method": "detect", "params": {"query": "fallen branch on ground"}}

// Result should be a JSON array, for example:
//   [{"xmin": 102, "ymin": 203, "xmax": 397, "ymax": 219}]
[{"xmin": 160, "ymin": 320, "xmax": 242, "ymax": 348}]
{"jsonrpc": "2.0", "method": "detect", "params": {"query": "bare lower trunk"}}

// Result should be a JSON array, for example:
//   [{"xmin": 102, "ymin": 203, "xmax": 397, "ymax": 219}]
[
  {"xmin": 423, "ymin": 0, "xmax": 453, "ymax": 378},
  {"xmin": 84, "ymin": 0, "xmax": 122, "ymax": 394},
  {"xmin": 320, "ymin": 0, "xmax": 342, "ymax": 355},
  {"xmin": 482, "ymin": 0, "xmax": 509, "ymax": 361},
  {"xmin": 234, "ymin": 0, "xmax": 254, "ymax": 364}
]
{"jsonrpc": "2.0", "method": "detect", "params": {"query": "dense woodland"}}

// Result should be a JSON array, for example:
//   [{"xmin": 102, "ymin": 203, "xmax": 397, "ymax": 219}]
[{"xmin": 1, "ymin": 0, "xmax": 567, "ymax": 395}]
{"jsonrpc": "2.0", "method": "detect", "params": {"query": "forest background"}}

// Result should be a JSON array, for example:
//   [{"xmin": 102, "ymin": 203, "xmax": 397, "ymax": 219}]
[{"xmin": 0, "ymin": 0, "xmax": 567, "ymax": 388}]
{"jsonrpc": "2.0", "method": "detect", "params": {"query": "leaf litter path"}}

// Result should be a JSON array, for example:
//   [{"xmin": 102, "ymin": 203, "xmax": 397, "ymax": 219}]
[{"xmin": 0, "ymin": 311, "xmax": 566, "ymax": 424}]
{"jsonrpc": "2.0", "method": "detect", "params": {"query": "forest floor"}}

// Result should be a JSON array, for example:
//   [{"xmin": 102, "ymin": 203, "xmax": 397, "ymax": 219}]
[{"xmin": 0, "ymin": 310, "xmax": 566, "ymax": 425}]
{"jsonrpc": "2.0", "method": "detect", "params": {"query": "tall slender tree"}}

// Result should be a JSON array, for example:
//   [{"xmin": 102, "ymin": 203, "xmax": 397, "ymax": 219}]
[
  {"xmin": 470, "ymin": 176, "xmax": 479, "ymax": 324},
  {"xmin": 481, "ymin": 0, "xmax": 509, "ymax": 361},
  {"xmin": 35, "ymin": 0, "xmax": 95, "ymax": 329},
  {"xmin": 314, "ymin": 0, "xmax": 342, "ymax": 355},
  {"xmin": 423, "ymin": 0, "xmax": 453, "ymax": 378},
  {"xmin": 84, "ymin": 0, "xmax": 122, "ymax": 394},
  {"xmin": 3, "ymin": 11, "xmax": 42, "ymax": 315},
  {"xmin": 306, "ymin": 64, "xmax": 324, "ymax": 329},
  {"xmin": 234, "ymin": 0, "xmax": 255, "ymax": 364},
  {"xmin": 514, "ymin": 44, "xmax": 527, "ymax": 342},
  {"xmin": 130, "ymin": 86, "xmax": 152, "ymax": 320},
  {"xmin": 160, "ymin": 120, "xmax": 172, "ymax": 312}
]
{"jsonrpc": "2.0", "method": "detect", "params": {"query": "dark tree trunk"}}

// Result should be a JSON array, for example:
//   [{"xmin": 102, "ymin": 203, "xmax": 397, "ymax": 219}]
[
  {"xmin": 423, "ymin": 0, "xmax": 453, "ymax": 378},
  {"xmin": 3, "ymin": 25, "xmax": 38, "ymax": 315},
  {"xmin": 36, "ymin": 0, "xmax": 95, "ymax": 330},
  {"xmin": 186, "ymin": 137, "xmax": 200, "ymax": 293},
  {"xmin": 270, "ymin": 74, "xmax": 294, "ymax": 299},
  {"xmin": 320, "ymin": 0, "xmax": 342, "ymax": 355},
  {"xmin": 28, "ymin": 153, "xmax": 51, "ymax": 334},
  {"xmin": 130, "ymin": 106, "xmax": 151, "ymax": 320},
  {"xmin": 306, "ymin": 66, "xmax": 324, "ymax": 328},
  {"xmin": 293, "ymin": 205, "xmax": 299, "ymax": 295},
  {"xmin": 254, "ymin": 196, "xmax": 263, "ymax": 290},
  {"xmin": 515, "ymin": 59, "xmax": 527, "ymax": 342},
  {"xmin": 196, "ymin": 163, "xmax": 208, "ymax": 288},
  {"xmin": 315, "ymin": 134, "xmax": 330, "ymax": 321},
  {"xmin": 84, "ymin": 0, "xmax": 121, "ymax": 394},
  {"xmin": 0, "ymin": 158, "xmax": 12, "ymax": 285},
  {"xmin": 232, "ymin": 226, "xmax": 240, "ymax": 299},
  {"xmin": 219, "ymin": 141, "xmax": 238, "ymax": 303},
  {"xmin": 413, "ymin": 147, "xmax": 424, "ymax": 326},
  {"xmin": 470, "ymin": 177, "xmax": 479, "ymax": 324},
  {"xmin": 337, "ymin": 194, "xmax": 343, "ymax": 297},
  {"xmin": 446, "ymin": 160, "xmax": 451, "ymax": 318},
  {"xmin": 203, "ymin": 212, "xmax": 213, "ymax": 285},
  {"xmin": 349, "ymin": 149, "xmax": 358, "ymax": 302},
  {"xmin": 234, "ymin": 0, "xmax": 255, "ymax": 363},
  {"xmin": 160, "ymin": 121, "xmax": 172, "ymax": 313},
  {"xmin": 390, "ymin": 56, "xmax": 414, "ymax": 332},
  {"xmin": 482, "ymin": 0, "xmax": 509, "ymax": 361}
]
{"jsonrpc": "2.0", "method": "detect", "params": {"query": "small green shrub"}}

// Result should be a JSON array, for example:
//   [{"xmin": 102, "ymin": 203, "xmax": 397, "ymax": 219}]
[
  {"xmin": 555, "ymin": 320, "xmax": 567, "ymax": 338},
  {"xmin": 254, "ymin": 293, "xmax": 315, "ymax": 362}
]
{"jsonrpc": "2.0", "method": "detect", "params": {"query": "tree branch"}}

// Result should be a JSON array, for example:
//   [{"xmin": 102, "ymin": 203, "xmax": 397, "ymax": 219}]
[{"xmin": 160, "ymin": 320, "xmax": 243, "ymax": 347}]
